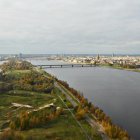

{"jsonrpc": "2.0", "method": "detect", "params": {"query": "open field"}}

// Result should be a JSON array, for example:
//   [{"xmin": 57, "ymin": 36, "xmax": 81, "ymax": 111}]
[
  {"xmin": 0, "ymin": 89, "xmax": 91, "ymax": 140},
  {"xmin": 1, "ymin": 60, "xmax": 130, "ymax": 140},
  {"xmin": 0, "ymin": 65, "xmax": 96, "ymax": 140}
]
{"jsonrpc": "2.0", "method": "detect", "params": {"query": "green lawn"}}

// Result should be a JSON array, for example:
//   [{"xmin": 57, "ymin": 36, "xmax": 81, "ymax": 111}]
[
  {"xmin": 20, "ymin": 114, "xmax": 87, "ymax": 140},
  {"xmin": 0, "ymin": 90, "xmax": 88, "ymax": 140},
  {"xmin": 0, "ymin": 91, "xmax": 54, "ymax": 129},
  {"xmin": 0, "ymin": 67, "xmax": 102, "ymax": 140}
]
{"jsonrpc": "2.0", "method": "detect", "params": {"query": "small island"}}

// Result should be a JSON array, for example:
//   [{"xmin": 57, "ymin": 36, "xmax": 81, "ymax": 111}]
[{"xmin": 0, "ymin": 60, "xmax": 130, "ymax": 140}]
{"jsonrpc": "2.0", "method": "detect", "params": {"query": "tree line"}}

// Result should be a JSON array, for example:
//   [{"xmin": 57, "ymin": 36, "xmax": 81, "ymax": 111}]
[
  {"xmin": 1, "ymin": 59, "xmax": 32, "ymax": 72},
  {"xmin": 56, "ymin": 78, "xmax": 130, "ymax": 139},
  {"xmin": 0, "ymin": 60, "xmax": 54, "ymax": 93},
  {"xmin": 10, "ymin": 107, "xmax": 63, "ymax": 131}
]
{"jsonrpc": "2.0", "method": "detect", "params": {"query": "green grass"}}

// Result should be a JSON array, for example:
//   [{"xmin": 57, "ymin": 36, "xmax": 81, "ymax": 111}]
[
  {"xmin": 7, "ymin": 70, "xmax": 31, "ymax": 75},
  {"xmin": 0, "ymin": 91, "xmax": 54, "ymax": 128},
  {"xmin": 80, "ymin": 119, "xmax": 102, "ymax": 140},
  {"xmin": 0, "ymin": 90, "xmax": 88, "ymax": 140},
  {"xmin": 0, "ymin": 67, "xmax": 103, "ymax": 140},
  {"xmin": 52, "ymin": 87, "xmax": 102, "ymax": 140},
  {"xmin": 34, "ymin": 67, "xmax": 53, "ymax": 79},
  {"xmin": 5, "ymin": 70, "xmax": 31, "ymax": 80},
  {"xmin": 19, "ymin": 112, "xmax": 87, "ymax": 140},
  {"xmin": 0, "ymin": 91, "xmax": 53, "ymax": 107},
  {"xmin": 57, "ymin": 83, "xmax": 80, "ymax": 105}
]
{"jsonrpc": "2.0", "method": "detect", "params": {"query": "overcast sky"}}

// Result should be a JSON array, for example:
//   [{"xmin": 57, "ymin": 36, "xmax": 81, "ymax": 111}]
[{"xmin": 0, "ymin": 0, "xmax": 140, "ymax": 54}]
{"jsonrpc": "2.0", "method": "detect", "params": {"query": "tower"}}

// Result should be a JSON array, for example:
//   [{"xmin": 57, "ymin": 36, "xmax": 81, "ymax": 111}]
[
  {"xmin": 19, "ymin": 53, "xmax": 22, "ymax": 60},
  {"xmin": 97, "ymin": 54, "xmax": 100, "ymax": 60}
]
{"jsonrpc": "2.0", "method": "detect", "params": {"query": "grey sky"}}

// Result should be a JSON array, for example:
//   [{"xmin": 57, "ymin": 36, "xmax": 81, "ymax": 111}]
[{"xmin": 0, "ymin": 0, "xmax": 140, "ymax": 54}]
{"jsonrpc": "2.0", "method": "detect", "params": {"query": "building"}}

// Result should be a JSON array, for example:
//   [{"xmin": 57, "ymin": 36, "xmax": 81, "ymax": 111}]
[{"xmin": 19, "ymin": 53, "xmax": 23, "ymax": 60}]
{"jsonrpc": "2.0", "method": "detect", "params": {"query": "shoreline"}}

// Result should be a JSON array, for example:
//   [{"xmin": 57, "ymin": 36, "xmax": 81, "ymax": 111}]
[
  {"xmin": 67, "ymin": 62, "xmax": 140, "ymax": 73},
  {"xmin": 0, "ymin": 59, "xmax": 132, "ymax": 139},
  {"xmin": 98, "ymin": 64, "xmax": 140, "ymax": 73},
  {"xmin": 39, "ymin": 66, "xmax": 131, "ymax": 139},
  {"xmin": 54, "ymin": 77, "xmax": 131, "ymax": 140}
]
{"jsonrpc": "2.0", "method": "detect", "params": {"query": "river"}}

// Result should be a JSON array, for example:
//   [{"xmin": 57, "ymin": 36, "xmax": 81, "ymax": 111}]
[{"xmin": 28, "ymin": 59, "xmax": 140, "ymax": 140}]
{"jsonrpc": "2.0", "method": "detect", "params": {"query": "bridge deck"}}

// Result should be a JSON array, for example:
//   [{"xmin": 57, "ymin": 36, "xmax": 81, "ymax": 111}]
[{"xmin": 35, "ymin": 64, "xmax": 96, "ymax": 68}]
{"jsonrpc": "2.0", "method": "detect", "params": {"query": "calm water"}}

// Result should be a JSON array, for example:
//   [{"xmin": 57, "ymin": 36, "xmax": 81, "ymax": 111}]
[{"xmin": 29, "ymin": 59, "xmax": 140, "ymax": 140}]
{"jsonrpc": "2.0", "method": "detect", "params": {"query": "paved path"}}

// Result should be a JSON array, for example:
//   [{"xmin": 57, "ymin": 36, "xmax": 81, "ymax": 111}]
[
  {"xmin": 57, "ymin": 94, "xmax": 92, "ymax": 140},
  {"xmin": 55, "ymin": 82, "xmax": 77, "ymax": 107},
  {"xmin": 39, "ymin": 68, "xmax": 109, "ymax": 140},
  {"xmin": 85, "ymin": 115, "xmax": 109, "ymax": 140},
  {"xmin": 55, "ymin": 81, "xmax": 110, "ymax": 140}
]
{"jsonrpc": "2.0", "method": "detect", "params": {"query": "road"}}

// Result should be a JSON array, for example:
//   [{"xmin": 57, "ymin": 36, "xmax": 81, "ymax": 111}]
[
  {"xmin": 37, "ymin": 67, "xmax": 109, "ymax": 140},
  {"xmin": 54, "ymin": 82, "xmax": 78, "ymax": 107},
  {"xmin": 55, "ymin": 81, "xmax": 110, "ymax": 140},
  {"xmin": 57, "ymin": 93, "xmax": 92, "ymax": 140}
]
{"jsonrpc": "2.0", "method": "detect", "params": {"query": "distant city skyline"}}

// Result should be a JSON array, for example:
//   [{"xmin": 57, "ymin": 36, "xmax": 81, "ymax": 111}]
[{"xmin": 0, "ymin": 0, "xmax": 140, "ymax": 54}]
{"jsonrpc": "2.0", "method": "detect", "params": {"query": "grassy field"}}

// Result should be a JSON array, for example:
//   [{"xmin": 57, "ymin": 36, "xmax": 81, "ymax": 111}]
[
  {"xmin": 0, "ymin": 63, "xmax": 103, "ymax": 140},
  {"xmin": 0, "ymin": 88, "xmax": 102, "ymax": 140},
  {"xmin": 53, "ymin": 87, "xmax": 102, "ymax": 140},
  {"xmin": 19, "ymin": 114, "xmax": 88, "ymax": 140},
  {"xmin": 0, "ymin": 89, "xmax": 90, "ymax": 140}
]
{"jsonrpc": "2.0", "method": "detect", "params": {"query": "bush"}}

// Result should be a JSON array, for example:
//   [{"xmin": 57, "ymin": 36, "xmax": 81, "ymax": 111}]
[
  {"xmin": 0, "ymin": 130, "xmax": 23, "ymax": 140},
  {"xmin": 75, "ymin": 106, "xmax": 86, "ymax": 120},
  {"xmin": 0, "ymin": 82, "xmax": 13, "ymax": 92}
]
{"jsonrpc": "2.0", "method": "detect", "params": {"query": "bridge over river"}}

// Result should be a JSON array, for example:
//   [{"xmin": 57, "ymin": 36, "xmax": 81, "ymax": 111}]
[{"xmin": 35, "ymin": 64, "xmax": 96, "ymax": 68}]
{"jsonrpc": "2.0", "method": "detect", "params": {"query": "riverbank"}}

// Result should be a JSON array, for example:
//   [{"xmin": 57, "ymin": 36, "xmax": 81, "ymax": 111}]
[
  {"xmin": 99, "ymin": 64, "xmax": 140, "ymax": 73},
  {"xmin": 57, "ymin": 59, "xmax": 140, "ymax": 73},
  {"xmin": 37, "ymin": 66, "xmax": 131, "ymax": 139},
  {"xmin": 36, "ymin": 67, "xmax": 105, "ymax": 140},
  {"xmin": 27, "ymin": 58, "xmax": 140, "ymax": 139},
  {"xmin": 0, "ymin": 60, "xmax": 103, "ymax": 140},
  {"xmin": 0, "ymin": 59, "xmax": 132, "ymax": 139},
  {"xmin": 35, "ymin": 66, "xmax": 131, "ymax": 139},
  {"xmin": 54, "ymin": 81, "xmax": 109, "ymax": 140},
  {"xmin": 36, "ymin": 67, "xmax": 110, "ymax": 139},
  {"xmin": 55, "ymin": 78, "xmax": 131, "ymax": 140}
]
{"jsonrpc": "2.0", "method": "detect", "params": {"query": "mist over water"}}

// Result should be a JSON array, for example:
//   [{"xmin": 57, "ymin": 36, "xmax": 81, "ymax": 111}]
[{"xmin": 30, "ymin": 59, "xmax": 140, "ymax": 140}]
